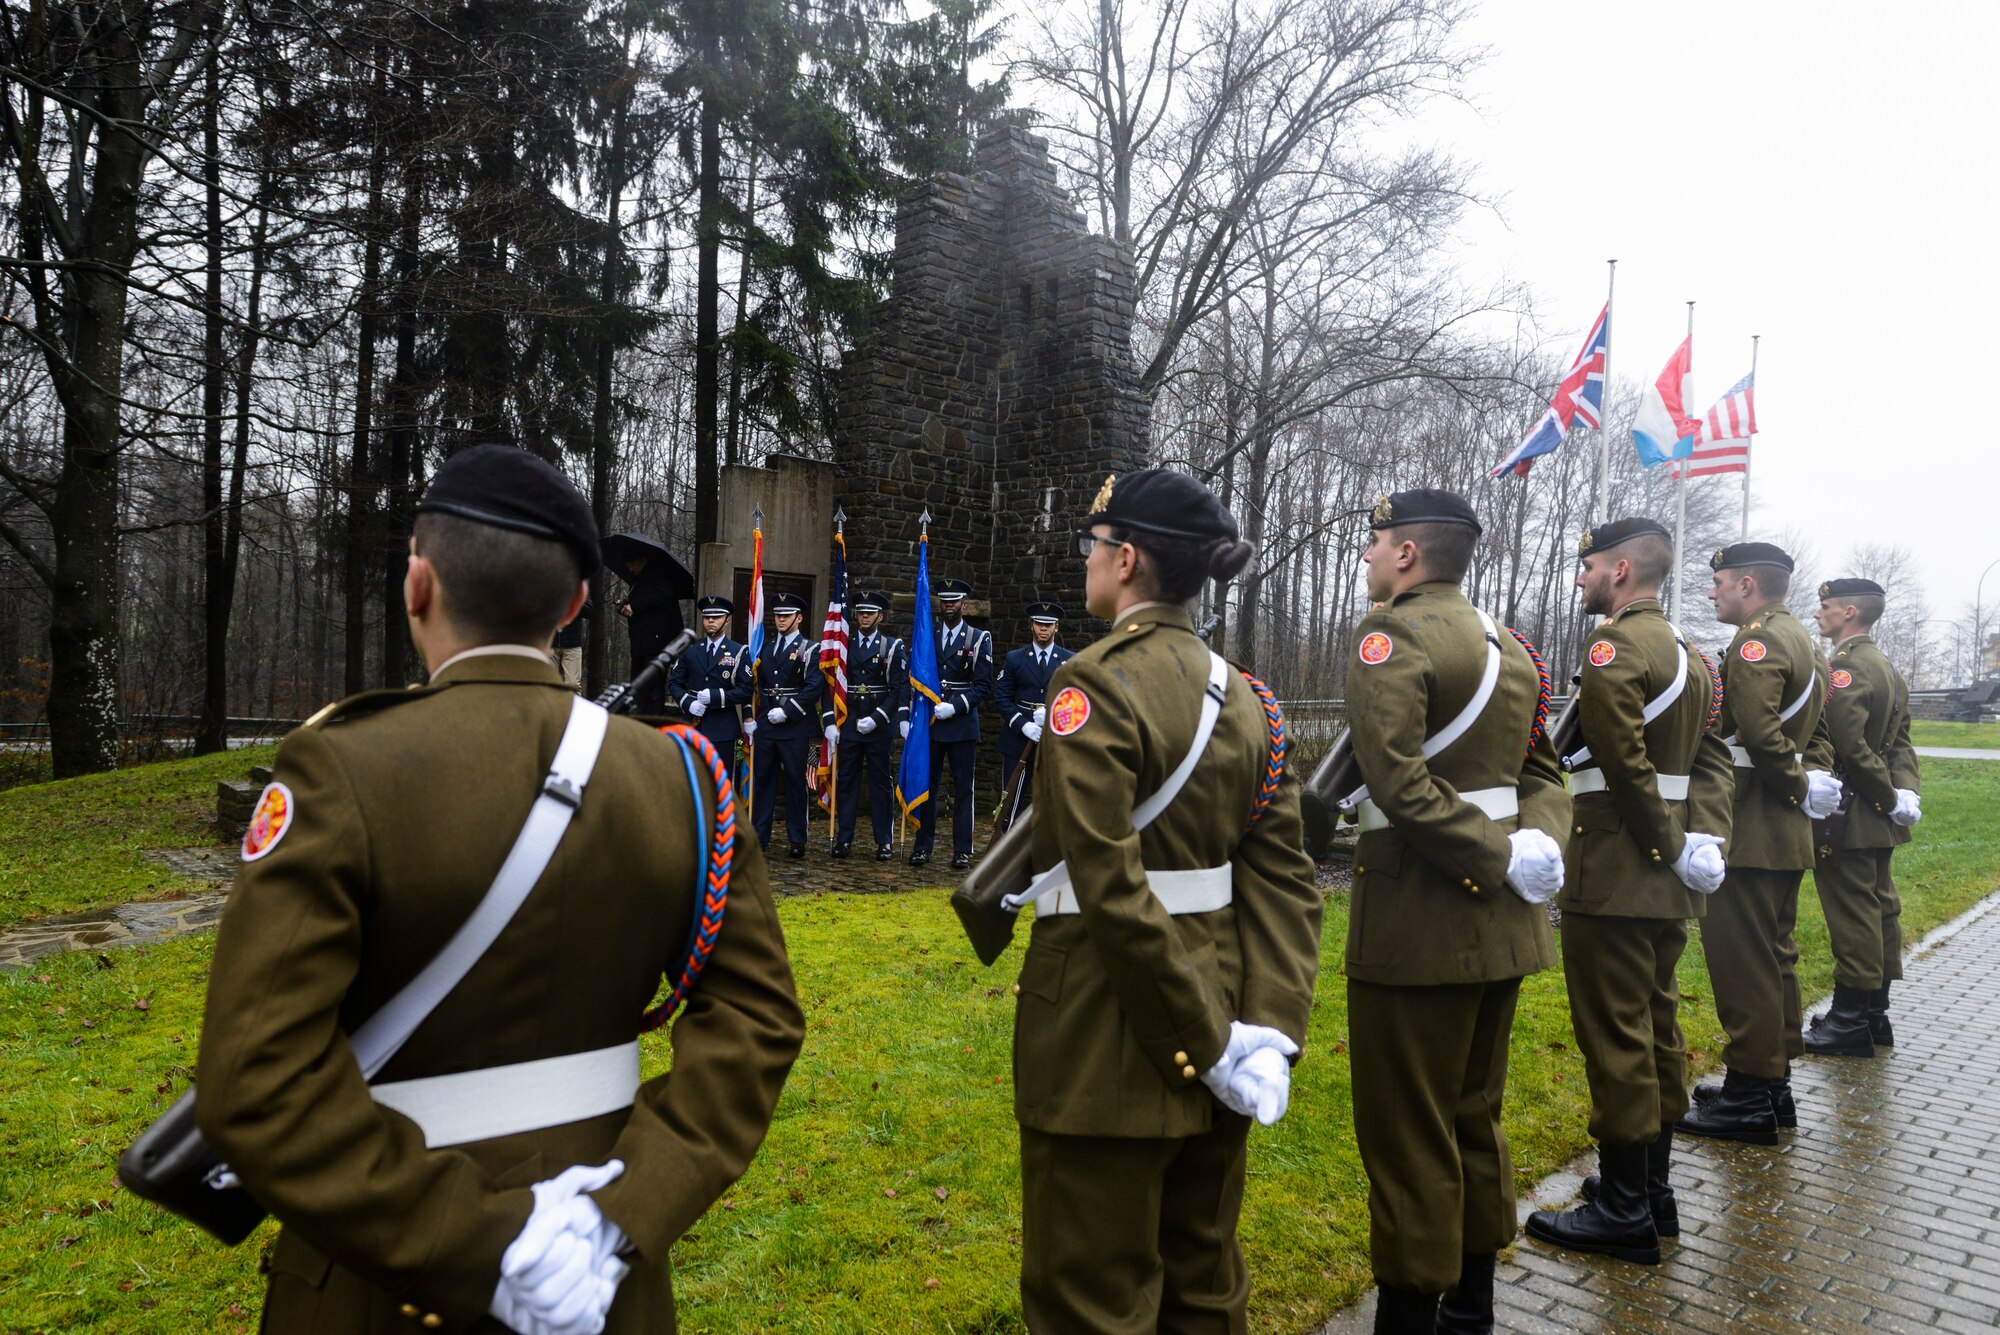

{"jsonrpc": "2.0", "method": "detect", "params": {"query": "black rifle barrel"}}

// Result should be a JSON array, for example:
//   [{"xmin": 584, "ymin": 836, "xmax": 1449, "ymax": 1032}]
[
  {"xmin": 1298, "ymin": 728, "xmax": 1361, "ymax": 861},
  {"xmin": 594, "ymin": 629, "xmax": 699, "ymax": 715}
]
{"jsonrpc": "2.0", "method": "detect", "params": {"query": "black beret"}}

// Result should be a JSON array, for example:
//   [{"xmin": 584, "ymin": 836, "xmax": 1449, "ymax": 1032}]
[
  {"xmin": 851, "ymin": 590, "xmax": 890, "ymax": 613},
  {"xmin": 1085, "ymin": 468, "xmax": 1240, "ymax": 544},
  {"xmin": 417, "ymin": 444, "xmax": 599, "ymax": 576},
  {"xmin": 1369, "ymin": 488, "xmax": 1481, "ymax": 535},
  {"xmin": 936, "ymin": 578, "xmax": 972, "ymax": 600},
  {"xmin": 696, "ymin": 595, "xmax": 734, "ymax": 615},
  {"xmin": 770, "ymin": 592, "xmax": 807, "ymax": 614},
  {"xmin": 1711, "ymin": 542, "xmax": 1794, "ymax": 573},
  {"xmin": 1819, "ymin": 577, "xmax": 1885, "ymax": 600},
  {"xmin": 1026, "ymin": 601, "xmax": 1064, "ymax": 622},
  {"xmin": 1578, "ymin": 517, "xmax": 1671, "ymax": 556}
]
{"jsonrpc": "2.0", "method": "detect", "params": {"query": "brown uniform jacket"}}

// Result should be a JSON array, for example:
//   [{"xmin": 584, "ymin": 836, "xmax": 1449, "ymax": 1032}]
[
  {"xmin": 1716, "ymin": 604, "xmax": 1826, "ymax": 870},
  {"xmin": 1559, "ymin": 599, "xmax": 1733, "ymax": 920},
  {"xmin": 1343, "ymin": 583, "xmax": 1567, "ymax": 986},
  {"xmin": 1013, "ymin": 603, "xmax": 1323, "ymax": 1139},
  {"xmin": 197, "ymin": 654, "xmax": 805, "ymax": 1334},
  {"xmin": 1807, "ymin": 634, "xmax": 1918, "ymax": 851}
]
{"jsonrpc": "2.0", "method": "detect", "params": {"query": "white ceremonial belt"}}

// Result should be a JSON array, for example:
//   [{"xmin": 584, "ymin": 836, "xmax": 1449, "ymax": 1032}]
[
  {"xmin": 372, "ymin": 1041, "xmax": 640, "ymax": 1149},
  {"xmin": 1039, "ymin": 866, "xmax": 1234, "ymax": 917},
  {"xmin": 1569, "ymin": 769, "xmax": 1690, "ymax": 800},
  {"xmin": 1355, "ymin": 786, "xmax": 1517, "ymax": 834},
  {"xmin": 1728, "ymin": 746, "xmax": 1802, "ymax": 769}
]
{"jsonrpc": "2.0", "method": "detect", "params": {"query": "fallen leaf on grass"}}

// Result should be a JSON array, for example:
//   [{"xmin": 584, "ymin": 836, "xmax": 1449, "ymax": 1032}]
[
  {"xmin": 933, "ymin": 1186, "xmax": 949, "ymax": 1202},
  {"xmin": 883, "ymin": 1188, "xmax": 898, "ymax": 1199},
  {"xmin": 924, "ymin": 1277, "xmax": 941, "ymax": 1289}
]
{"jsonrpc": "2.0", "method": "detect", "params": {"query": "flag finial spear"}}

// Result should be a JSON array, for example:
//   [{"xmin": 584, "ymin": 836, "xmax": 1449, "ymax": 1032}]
[
  {"xmin": 833, "ymin": 505, "xmax": 846, "ymax": 535},
  {"xmin": 919, "ymin": 507, "xmax": 932, "ymax": 538},
  {"xmin": 752, "ymin": 503, "xmax": 765, "ymax": 528}
]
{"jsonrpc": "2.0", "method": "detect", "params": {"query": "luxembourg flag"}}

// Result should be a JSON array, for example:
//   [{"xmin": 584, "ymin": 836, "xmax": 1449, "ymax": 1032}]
[
  {"xmin": 1632, "ymin": 337, "xmax": 1699, "ymax": 467},
  {"xmin": 745, "ymin": 520, "xmax": 766, "ymax": 672}
]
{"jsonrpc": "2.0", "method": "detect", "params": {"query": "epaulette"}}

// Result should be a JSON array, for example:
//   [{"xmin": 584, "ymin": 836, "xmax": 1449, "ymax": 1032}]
[{"xmin": 302, "ymin": 682, "xmax": 438, "ymax": 729}]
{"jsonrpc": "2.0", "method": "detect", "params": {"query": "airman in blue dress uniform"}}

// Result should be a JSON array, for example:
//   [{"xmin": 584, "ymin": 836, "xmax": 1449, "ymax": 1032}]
[
  {"xmin": 993, "ymin": 601, "xmax": 1073, "ymax": 833},
  {"xmin": 825, "ymin": 590, "xmax": 908, "ymax": 860},
  {"xmin": 912, "ymin": 577, "xmax": 993, "ymax": 869},
  {"xmin": 751, "ymin": 592, "xmax": 823, "ymax": 857},
  {"xmin": 668, "ymin": 596, "xmax": 754, "ymax": 763}
]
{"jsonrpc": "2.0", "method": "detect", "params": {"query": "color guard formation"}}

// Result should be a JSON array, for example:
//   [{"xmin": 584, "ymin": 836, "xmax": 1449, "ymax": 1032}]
[{"xmin": 184, "ymin": 453, "xmax": 1926, "ymax": 1335}]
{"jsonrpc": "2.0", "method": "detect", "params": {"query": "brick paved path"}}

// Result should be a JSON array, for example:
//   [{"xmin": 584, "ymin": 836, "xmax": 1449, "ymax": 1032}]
[{"xmin": 1320, "ymin": 895, "xmax": 2000, "ymax": 1333}]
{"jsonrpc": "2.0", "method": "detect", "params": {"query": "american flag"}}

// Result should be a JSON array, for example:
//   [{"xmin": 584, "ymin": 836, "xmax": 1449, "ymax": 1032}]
[
  {"xmin": 1675, "ymin": 371, "xmax": 1756, "ymax": 478},
  {"xmin": 818, "ymin": 530, "xmax": 849, "ymax": 729},
  {"xmin": 1491, "ymin": 302, "xmax": 1610, "ymax": 478}
]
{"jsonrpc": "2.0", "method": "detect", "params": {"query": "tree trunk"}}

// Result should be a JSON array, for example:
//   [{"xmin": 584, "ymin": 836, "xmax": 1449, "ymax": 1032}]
[
  {"xmin": 197, "ymin": 49, "xmax": 228, "ymax": 754},
  {"xmin": 381, "ymin": 153, "xmax": 421, "ymax": 687},
  {"xmin": 346, "ymin": 58, "xmax": 388, "ymax": 695},
  {"xmin": 724, "ymin": 147, "xmax": 758, "ymax": 469},
  {"xmin": 588, "ymin": 55, "xmax": 632, "ymax": 695},
  {"xmin": 694, "ymin": 95, "xmax": 722, "ymax": 545}
]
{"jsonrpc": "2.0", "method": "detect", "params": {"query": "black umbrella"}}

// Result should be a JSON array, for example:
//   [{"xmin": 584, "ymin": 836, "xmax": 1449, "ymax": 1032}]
[{"xmin": 601, "ymin": 533, "xmax": 695, "ymax": 596}]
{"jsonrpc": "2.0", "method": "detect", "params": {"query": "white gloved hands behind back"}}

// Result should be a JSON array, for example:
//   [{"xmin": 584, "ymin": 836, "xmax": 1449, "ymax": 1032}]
[
  {"xmin": 1891, "ymin": 788, "xmax": 1922, "ymax": 826},
  {"xmin": 1504, "ymin": 828, "xmax": 1564, "ymax": 904},
  {"xmin": 1802, "ymin": 770, "xmax": 1842, "ymax": 820},
  {"xmin": 1672, "ymin": 832, "xmax": 1727, "ymax": 894},
  {"xmin": 1200, "ymin": 1021, "xmax": 1299, "ymax": 1125},
  {"xmin": 492, "ymin": 1160, "xmax": 631, "ymax": 1335}
]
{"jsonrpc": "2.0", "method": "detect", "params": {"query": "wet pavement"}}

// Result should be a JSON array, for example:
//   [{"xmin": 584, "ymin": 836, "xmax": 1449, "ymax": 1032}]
[
  {"xmin": 1316, "ymin": 894, "xmax": 2000, "ymax": 1333},
  {"xmin": 0, "ymin": 889, "xmax": 230, "ymax": 969},
  {"xmin": 1913, "ymin": 746, "xmax": 2000, "ymax": 761}
]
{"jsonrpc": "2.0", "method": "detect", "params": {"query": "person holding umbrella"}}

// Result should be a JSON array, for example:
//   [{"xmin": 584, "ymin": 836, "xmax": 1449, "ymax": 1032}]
[{"xmin": 602, "ymin": 533, "xmax": 692, "ymax": 715}]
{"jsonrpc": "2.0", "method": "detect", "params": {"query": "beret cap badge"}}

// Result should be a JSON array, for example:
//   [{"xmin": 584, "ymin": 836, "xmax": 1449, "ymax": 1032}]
[
  {"xmin": 1091, "ymin": 474, "xmax": 1116, "ymax": 514},
  {"xmin": 1578, "ymin": 529, "xmax": 1596, "ymax": 556},
  {"xmin": 1371, "ymin": 494, "xmax": 1394, "ymax": 525}
]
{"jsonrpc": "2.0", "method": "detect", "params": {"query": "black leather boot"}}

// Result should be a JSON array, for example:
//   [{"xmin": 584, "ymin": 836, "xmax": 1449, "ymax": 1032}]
[
  {"xmin": 1434, "ymin": 1252, "xmax": 1494, "ymax": 1334},
  {"xmin": 1525, "ymin": 1143, "xmax": 1661, "ymax": 1265},
  {"xmin": 1804, "ymin": 985, "xmax": 1877, "ymax": 1057},
  {"xmin": 1374, "ymin": 1286, "xmax": 1441, "ymax": 1335},
  {"xmin": 1695, "ymin": 1072, "xmax": 1798, "ymax": 1127},
  {"xmin": 1677, "ymin": 1068, "xmax": 1780, "ymax": 1144},
  {"xmin": 1869, "ymin": 984, "xmax": 1894, "ymax": 1047},
  {"xmin": 1579, "ymin": 1128, "xmax": 1679, "ymax": 1236}
]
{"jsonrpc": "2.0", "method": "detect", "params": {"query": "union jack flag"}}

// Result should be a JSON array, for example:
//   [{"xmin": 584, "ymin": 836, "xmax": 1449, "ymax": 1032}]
[
  {"xmin": 818, "ymin": 531, "xmax": 849, "ymax": 730},
  {"xmin": 1675, "ymin": 371, "xmax": 1757, "ymax": 479},
  {"xmin": 1491, "ymin": 302, "xmax": 1610, "ymax": 478}
]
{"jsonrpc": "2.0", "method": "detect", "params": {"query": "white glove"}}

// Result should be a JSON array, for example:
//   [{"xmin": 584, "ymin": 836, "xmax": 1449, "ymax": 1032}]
[
  {"xmin": 766, "ymin": 707, "xmax": 787, "ymax": 725},
  {"xmin": 1228, "ymin": 1045, "xmax": 1293, "ymax": 1126},
  {"xmin": 900, "ymin": 721, "xmax": 911, "ymax": 740},
  {"xmin": 1802, "ymin": 770, "xmax": 1842, "ymax": 820},
  {"xmin": 1022, "ymin": 721, "xmax": 1044, "ymax": 743},
  {"xmin": 934, "ymin": 701, "xmax": 958, "ymax": 721},
  {"xmin": 1504, "ymin": 828, "xmax": 1564, "ymax": 904},
  {"xmin": 1891, "ymin": 788, "xmax": 1922, "ymax": 826},
  {"xmin": 1672, "ymin": 832, "xmax": 1727, "ymax": 894},
  {"xmin": 1033, "ymin": 705, "xmax": 1046, "ymax": 726},
  {"xmin": 741, "ymin": 719, "xmax": 756, "ymax": 739},
  {"xmin": 685, "ymin": 696, "xmax": 708, "ymax": 720},
  {"xmin": 823, "ymin": 724, "xmax": 839, "ymax": 748},
  {"xmin": 857, "ymin": 715, "xmax": 877, "ymax": 735},
  {"xmin": 493, "ymin": 1161, "xmax": 630, "ymax": 1335},
  {"xmin": 1200, "ymin": 1021, "xmax": 1299, "ymax": 1119}
]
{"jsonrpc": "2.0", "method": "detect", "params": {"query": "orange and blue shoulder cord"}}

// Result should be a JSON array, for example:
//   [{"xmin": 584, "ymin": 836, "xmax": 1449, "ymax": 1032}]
[
  {"xmin": 1507, "ymin": 627, "xmax": 1554, "ymax": 757},
  {"xmin": 640, "ymin": 724, "xmax": 735, "ymax": 1031},
  {"xmin": 1237, "ymin": 671, "xmax": 1287, "ymax": 832}
]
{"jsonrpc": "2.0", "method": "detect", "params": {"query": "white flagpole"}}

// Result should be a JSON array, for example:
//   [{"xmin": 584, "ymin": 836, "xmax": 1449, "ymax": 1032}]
[
  {"xmin": 1595, "ymin": 259, "xmax": 1618, "ymax": 524},
  {"xmin": 1742, "ymin": 334, "xmax": 1759, "ymax": 541},
  {"xmin": 1671, "ymin": 301, "xmax": 1694, "ymax": 622}
]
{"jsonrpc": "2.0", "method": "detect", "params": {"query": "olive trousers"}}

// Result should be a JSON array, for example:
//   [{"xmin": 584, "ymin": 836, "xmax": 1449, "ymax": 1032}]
[
  {"xmin": 1562, "ymin": 915, "xmax": 1691, "ymax": 1146},
  {"xmin": 1812, "ymin": 846, "xmax": 1903, "ymax": 991},
  {"xmin": 1699, "ymin": 866, "xmax": 1805, "ymax": 1079}
]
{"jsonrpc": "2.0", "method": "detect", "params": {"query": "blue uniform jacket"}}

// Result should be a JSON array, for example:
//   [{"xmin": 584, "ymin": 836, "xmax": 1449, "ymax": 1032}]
[
  {"xmin": 754, "ymin": 633, "xmax": 823, "ymax": 740},
  {"xmin": 668, "ymin": 636, "xmax": 754, "ymax": 745},
  {"xmin": 931, "ymin": 622, "xmax": 993, "ymax": 743},
  {"xmin": 994, "ymin": 643, "xmax": 1075, "ymax": 740},
  {"xmin": 825, "ymin": 633, "xmax": 909, "ymax": 735}
]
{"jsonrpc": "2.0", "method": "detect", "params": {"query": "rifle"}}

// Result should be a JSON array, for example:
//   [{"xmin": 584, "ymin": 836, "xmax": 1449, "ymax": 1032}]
[
  {"xmin": 992, "ymin": 743, "xmax": 1036, "ymax": 844},
  {"xmin": 120, "ymin": 631, "xmax": 700, "ymax": 1245},
  {"xmin": 1545, "ymin": 676, "xmax": 1583, "ymax": 769},
  {"xmin": 1298, "ymin": 728, "xmax": 1361, "ymax": 861}
]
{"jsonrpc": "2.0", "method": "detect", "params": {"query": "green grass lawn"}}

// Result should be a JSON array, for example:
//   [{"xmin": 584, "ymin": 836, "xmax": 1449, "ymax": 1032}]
[
  {"xmin": 0, "ymin": 746, "xmax": 276, "ymax": 930},
  {"xmin": 0, "ymin": 758, "xmax": 1994, "ymax": 1332},
  {"xmin": 1909, "ymin": 719, "xmax": 2000, "ymax": 749}
]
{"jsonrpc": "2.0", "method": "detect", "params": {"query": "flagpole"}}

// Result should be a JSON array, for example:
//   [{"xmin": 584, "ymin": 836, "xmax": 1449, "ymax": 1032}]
[
  {"xmin": 1595, "ymin": 258, "xmax": 1618, "ymax": 524},
  {"xmin": 1671, "ymin": 301, "xmax": 1694, "ymax": 622},
  {"xmin": 747, "ymin": 506, "xmax": 763, "ymax": 826},
  {"xmin": 828, "ymin": 508, "xmax": 844, "ymax": 853},
  {"xmin": 1742, "ymin": 335, "xmax": 1759, "ymax": 541}
]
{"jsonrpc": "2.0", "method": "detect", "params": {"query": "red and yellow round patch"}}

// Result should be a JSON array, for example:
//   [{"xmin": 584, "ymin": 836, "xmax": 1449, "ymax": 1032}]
[
  {"xmin": 1588, "ymin": 640, "xmax": 1617, "ymax": 667},
  {"xmin": 1357, "ymin": 632, "xmax": 1394, "ymax": 665},
  {"xmin": 241, "ymin": 782, "xmax": 295, "ymax": 862},
  {"xmin": 1831, "ymin": 668, "xmax": 1853, "ymax": 688},
  {"xmin": 1048, "ymin": 686, "xmax": 1091, "ymax": 736},
  {"xmin": 1739, "ymin": 640, "xmax": 1768, "ymax": 662}
]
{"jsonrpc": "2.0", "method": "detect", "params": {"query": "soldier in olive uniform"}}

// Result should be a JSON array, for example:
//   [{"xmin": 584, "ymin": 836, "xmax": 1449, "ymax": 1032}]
[
  {"xmin": 1013, "ymin": 469, "xmax": 1322, "ymax": 1333},
  {"xmin": 993, "ymin": 601, "xmax": 1074, "ymax": 833},
  {"xmin": 825, "ymin": 590, "xmax": 908, "ymax": 860},
  {"xmin": 912, "ymin": 577, "xmax": 993, "ymax": 869},
  {"xmin": 1342, "ymin": 489, "xmax": 1571, "ymax": 1335},
  {"xmin": 1678, "ymin": 542, "xmax": 1831, "ymax": 1144},
  {"xmin": 1800, "ymin": 577, "xmax": 1922, "ymax": 1056},
  {"xmin": 1523, "ymin": 518, "xmax": 1734, "ymax": 1267},
  {"xmin": 196, "ymin": 446, "xmax": 804, "ymax": 1333}
]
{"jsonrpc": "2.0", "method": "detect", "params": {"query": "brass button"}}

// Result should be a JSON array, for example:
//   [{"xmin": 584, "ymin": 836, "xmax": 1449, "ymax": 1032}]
[
  {"xmin": 1651, "ymin": 853, "xmax": 1662, "ymax": 864},
  {"xmin": 1174, "ymin": 1050, "xmax": 1189, "ymax": 1066},
  {"xmin": 1468, "ymin": 885, "xmax": 1480, "ymax": 895},
  {"xmin": 422, "ymin": 1316, "xmax": 443, "ymax": 1330},
  {"xmin": 1575, "ymin": 825, "xmax": 1584, "ymax": 834},
  {"xmin": 400, "ymin": 1305, "xmax": 420, "ymax": 1319},
  {"xmin": 1011, "ymin": 982, "xmax": 1021, "ymax": 996},
  {"xmin": 1354, "ymin": 865, "xmax": 1366, "ymax": 875},
  {"xmin": 1461, "ymin": 878, "xmax": 1473, "ymax": 888},
  {"xmin": 1182, "ymin": 1064, "xmax": 1197, "ymax": 1080},
  {"xmin": 1126, "ymin": 623, "xmax": 1140, "ymax": 632}
]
